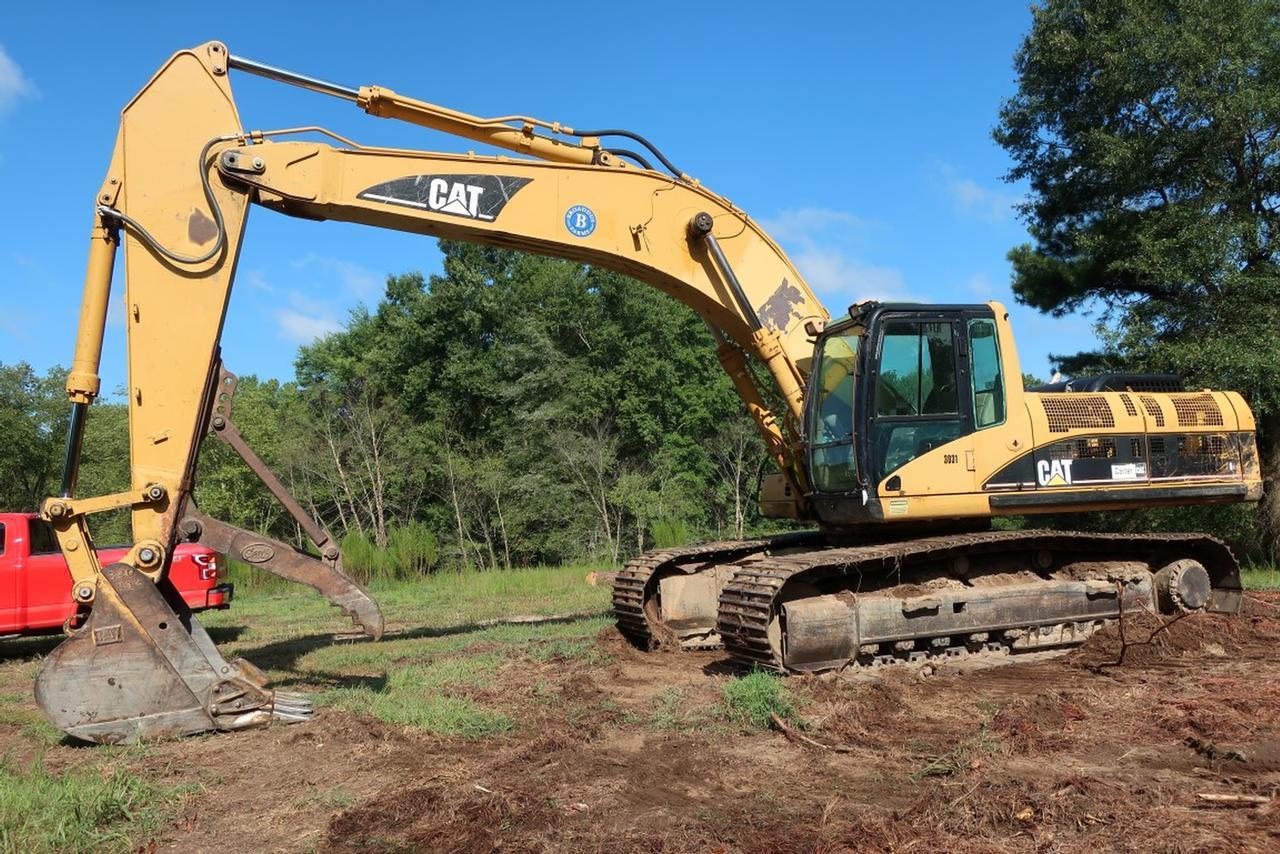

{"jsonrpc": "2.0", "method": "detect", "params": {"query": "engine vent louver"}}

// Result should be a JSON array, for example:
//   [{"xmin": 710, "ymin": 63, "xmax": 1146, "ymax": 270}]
[
  {"xmin": 1119, "ymin": 393, "xmax": 1139, "ymax": 417},
  {"xmin": 1170, "ymin": 393, "xmax": 1224, "ymax": 427},
  {"xmin": 1039, "ymin": 394, "xmax": 1117, "ymax": 433},
  {"xmin": 1139, "ymin": 394, "xmax": 1166, "ymax": 427}
]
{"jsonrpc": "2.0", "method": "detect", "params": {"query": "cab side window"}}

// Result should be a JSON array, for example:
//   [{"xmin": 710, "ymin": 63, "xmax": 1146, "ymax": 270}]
[
  {"xmin": 28, "ymin": 520, "xmax": 58, "ymax": 554},
  {"xmin": 969, "ymin": 318, "xmax": 1005, "ymax": 428},
  {"xmin": 876, "ymin": 321, "xmax": 959, "ymax": 416}
]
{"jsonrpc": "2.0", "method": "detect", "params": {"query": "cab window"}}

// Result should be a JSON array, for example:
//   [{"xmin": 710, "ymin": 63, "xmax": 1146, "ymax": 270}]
[
  {"xmin": 969, "ymin": 318, "xmax": 1005, "ymax": 428},
  {"xmin": 809, "ymin": 331, "xmax": 859, "ymax": 491},
  {"xmin": 876, "ymin": 321, "xmax": 959, "ymax": 416},
  {"xmin": 872, "ymin": 320, "xmax": 963, "ymax": 479}
]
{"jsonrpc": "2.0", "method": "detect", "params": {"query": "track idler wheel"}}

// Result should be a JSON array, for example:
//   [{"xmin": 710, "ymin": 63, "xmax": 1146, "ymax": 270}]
[
  {"xmin": 1154, "ymin": 559, "xmax": 1212, "ymax": 613},
  {"xmin": 34, "ymin": 563, "xmax": 309, "ymax": 744}
]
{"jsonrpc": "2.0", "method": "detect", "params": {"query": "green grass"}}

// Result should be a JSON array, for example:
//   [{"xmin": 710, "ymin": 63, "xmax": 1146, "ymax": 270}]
[
  {"xmin": 721, "ymin": 671, "xmax": 797, "ymax": 730},
  {"xmin": 213, "ymin": 562, "xmax": 612, "ymax": 637},
  {"xmin": 0, "ymin": 694, "xmax": 64, "ymax": 747},
  {"xmin": 528, "ymin": 636, "xmax": 611, "ymax": 665},
  {"xmin": 628, "ymin": 687, "xmax": 722, "ymax": 733},
  {"xmin": 321, "ymin": 653, "xmax": 513, "ymax": 736},
  {"xmin": 0, "ymin": 758, "xmax": 183, "ymax": 854},
  {"xmin": 1242, "ymin": 563, "xmax": 1280, "ymax": 590},
  {"xmin": 198, "ymin": 566, "xmax": 613, "ymax": 737}
]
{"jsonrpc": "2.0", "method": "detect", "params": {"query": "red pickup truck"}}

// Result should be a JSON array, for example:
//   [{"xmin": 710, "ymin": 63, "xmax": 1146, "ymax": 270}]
[{"xmin": 0, "ymin": 512, "xmax": 232, "ymax": 637}]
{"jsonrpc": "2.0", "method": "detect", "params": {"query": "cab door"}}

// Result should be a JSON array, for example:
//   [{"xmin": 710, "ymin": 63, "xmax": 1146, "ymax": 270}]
[{"xmin": 865, "ymin": 312, "xmax": 977, "ymax": 499}]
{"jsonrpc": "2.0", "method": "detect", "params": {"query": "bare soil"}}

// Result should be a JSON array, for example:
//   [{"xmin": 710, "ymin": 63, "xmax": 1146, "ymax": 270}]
[{"xmin": 6, "ymin": 594, "xmax": 1280, "ymax": 852}]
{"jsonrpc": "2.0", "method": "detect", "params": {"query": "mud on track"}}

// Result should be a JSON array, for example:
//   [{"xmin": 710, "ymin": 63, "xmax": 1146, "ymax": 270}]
[{"xmin": 4, "ymin": 594, "xmax": 1280, "ymax": 852}]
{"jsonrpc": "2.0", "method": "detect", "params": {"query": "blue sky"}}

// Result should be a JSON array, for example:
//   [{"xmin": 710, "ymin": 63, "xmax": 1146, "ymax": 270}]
[{"xmin": 0, "ymin": 1, "xmax": 1094, "ymax": 396}]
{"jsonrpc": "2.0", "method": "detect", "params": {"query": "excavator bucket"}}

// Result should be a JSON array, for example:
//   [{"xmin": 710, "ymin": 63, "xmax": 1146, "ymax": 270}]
[{"xmin": 34, "ymin": 563, "xmax": 314, "ymax": 744}]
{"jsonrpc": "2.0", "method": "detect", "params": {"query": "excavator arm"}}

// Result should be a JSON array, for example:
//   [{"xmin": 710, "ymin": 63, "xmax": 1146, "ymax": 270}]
[{"xmin": 37, "ymin": 42, "xmax": 828, "ymax": 742}]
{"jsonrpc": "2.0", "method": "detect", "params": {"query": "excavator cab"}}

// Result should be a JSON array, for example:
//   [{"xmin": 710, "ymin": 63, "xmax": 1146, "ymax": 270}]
[{"xmin": 804, "ymin": 303, "xmax": 1009, "ymax": 526}]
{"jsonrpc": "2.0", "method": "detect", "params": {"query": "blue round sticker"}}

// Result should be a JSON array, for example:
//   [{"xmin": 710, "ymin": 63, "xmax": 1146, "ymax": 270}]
[{"xmin": 564, "ymin": 204, "xmax": 597, "ymax": 237}]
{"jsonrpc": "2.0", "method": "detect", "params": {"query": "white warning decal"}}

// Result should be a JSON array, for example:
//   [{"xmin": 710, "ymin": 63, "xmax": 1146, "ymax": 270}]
[{"xmin": 1110, "ymin": 462, "xmax": 1148, "ymax": 481}]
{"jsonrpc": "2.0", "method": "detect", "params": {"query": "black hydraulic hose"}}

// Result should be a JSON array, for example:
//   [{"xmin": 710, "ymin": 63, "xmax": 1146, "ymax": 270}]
[
  {"xmin": 97, "ymin": 135, "xmax": 234, "ymax": 266},
  {"xmin": 605, "ymin": 147, "xmax": 655, "ymax": 171},
  {"xmin": 575, "ymin": 128, "xmax": 684, "ymax": 179}
]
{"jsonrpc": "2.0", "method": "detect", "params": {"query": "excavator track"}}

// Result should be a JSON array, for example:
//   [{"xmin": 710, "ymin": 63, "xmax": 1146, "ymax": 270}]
[
  {"xmin": 613, "ymin": 531, "xmax": 823, "ymax": 650},
  {"xmin": 717, "ymin": 529, "xmax": 1241, "ymax": 672}
]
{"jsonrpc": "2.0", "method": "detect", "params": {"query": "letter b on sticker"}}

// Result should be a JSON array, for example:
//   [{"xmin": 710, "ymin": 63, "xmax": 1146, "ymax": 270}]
[{"xmin": 565, "ymin": 204, "xmax": 596, "ymax": 237}]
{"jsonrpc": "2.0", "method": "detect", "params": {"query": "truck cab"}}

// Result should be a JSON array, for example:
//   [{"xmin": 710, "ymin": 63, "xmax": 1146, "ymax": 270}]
[{"xmin": 0, "ymin": 512, "xmax": 231, "ymax": 637}]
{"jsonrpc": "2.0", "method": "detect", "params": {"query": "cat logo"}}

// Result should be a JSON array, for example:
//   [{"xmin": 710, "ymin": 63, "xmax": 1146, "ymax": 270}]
[
  {"xmin": 425, "ymin": 179, "xmax": 487, "ymax": 218},
  {"xmin": 1036, "ymin": 458, "xmax": 1074, "ymax": 487},
  {"xmin": 357, "ymin": 174, "xmax": 532, "ymax": 222}
]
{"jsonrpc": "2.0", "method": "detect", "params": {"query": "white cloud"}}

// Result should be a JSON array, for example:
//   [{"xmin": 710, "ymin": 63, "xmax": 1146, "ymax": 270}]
[
  {"xmin": 966, "ymin": 272, "xmax": 996, "ymax": 300},
  {"xmin": 275, "ymin": 291, "xmax": 342, "ymax": 343},
  {"xmin": 757, "ymin": 208, "xmax": 867, "ymax": 243},
  {"xmin": 278, "ymin": 310, "xmax": 341, "ymax": 342},
  {"xmin": 106, "ymin": 290, "xmax": 124, "ymax": 328},
  {"xmin": 0, "ymin": 45, "xmax": 35, "ymax": 115},
  {"xmin": 241, "ymin": 269, "xmax": 275, "ymax": 292},
  {"xmin": 791, "ymin": 246, "xmax": 909, "ymax": 304},
  {"xmin": 759, "ymin": 207, "xmax": 911, "ymax": 305},
  {"xmin": 935, "ymin": 163, "xmax": 1023, "ymax": 224},
  {"xmin": 290, "ymin": 253, "xmax": 381, "ymax": 298}
]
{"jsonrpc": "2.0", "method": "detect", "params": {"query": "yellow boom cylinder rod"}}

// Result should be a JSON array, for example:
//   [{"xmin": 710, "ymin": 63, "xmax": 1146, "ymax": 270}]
[
  {"xmin": 66, "ymin": 216, "xmax": 118, "ymax": 405},
  {"xmin": 357, "ymin": 87, "xmax": 599, "ymax": 167}
]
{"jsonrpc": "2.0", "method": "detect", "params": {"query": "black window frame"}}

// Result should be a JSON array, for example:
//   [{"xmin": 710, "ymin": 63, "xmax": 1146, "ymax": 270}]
[{"xmin": 856, "ymin": 306, "xmax": 996, "ymax": 486}]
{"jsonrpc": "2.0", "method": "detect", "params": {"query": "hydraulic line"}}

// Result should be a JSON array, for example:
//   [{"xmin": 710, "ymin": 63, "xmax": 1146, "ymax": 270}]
[
  {"xmin": 97, "ymin": 135, "xmax": 235, "ymax": 266},
  {"xmin": 574, "ymin": 127, "xmax": 685, "ymax": 179}
]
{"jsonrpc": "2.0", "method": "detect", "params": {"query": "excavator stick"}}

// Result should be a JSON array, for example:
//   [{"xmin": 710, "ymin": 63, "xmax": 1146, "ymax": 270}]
[{"xmin": 35, "ymin": 563, "xmax": 310, "ymax": 744}]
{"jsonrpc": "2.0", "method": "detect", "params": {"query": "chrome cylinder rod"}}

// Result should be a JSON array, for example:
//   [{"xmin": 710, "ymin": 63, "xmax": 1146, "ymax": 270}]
[
  {"xmin": 58, "ymin": 402, "xmax": 87, "ymax": 498},
  {"xmin": 228, "ymin": 54, "xmax": 359, "ymax": 101}
]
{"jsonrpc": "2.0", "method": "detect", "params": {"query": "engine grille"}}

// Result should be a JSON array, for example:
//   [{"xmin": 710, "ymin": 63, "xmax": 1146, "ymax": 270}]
[
  {"xmin": 1039, "ymin": 394, "xmax": 1117, "ymax": 433},
  {"xmin": 1139, "ymin": 394, "xmax": 1166, "ymax": 427},
  {"xmin": 1171, "ymin": 393, "xmax": 1224, "ymax": 427}
]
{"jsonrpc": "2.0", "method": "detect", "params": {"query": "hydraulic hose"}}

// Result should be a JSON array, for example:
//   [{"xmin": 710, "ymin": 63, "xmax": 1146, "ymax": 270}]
[
  {"xmin": 97, "ymin": 135, "xmax": 237, "ymax": 266},
  {"xmin": 575, "ymin": 128, "xmax": 685, "ymax": 179}
]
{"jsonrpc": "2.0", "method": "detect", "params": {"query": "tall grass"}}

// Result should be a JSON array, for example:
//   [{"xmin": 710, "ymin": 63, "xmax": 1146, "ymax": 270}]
[
  {"xmin": 224, "ymin": 522, "xmax": 441, "ymax": 592},
  {"xmin": 1242, "ymin": 563, "xmax": 1280, "ymax": 590},
  {"xmin": 651, "ymin": 517, "xmax": 692, "ymax": 549},
  {"xmin": 341, "ymin": 523, "xmax": 440, "ymax": 584},
  {"xmin": 0, "ymin": 758, "xmax": 180, "ymax": 853}
]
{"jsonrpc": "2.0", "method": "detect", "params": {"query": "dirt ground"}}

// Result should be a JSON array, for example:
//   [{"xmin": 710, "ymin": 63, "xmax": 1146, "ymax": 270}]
[{"xmin": 5, "ymin": 593, "xmax": 1280, "ymax": 853}]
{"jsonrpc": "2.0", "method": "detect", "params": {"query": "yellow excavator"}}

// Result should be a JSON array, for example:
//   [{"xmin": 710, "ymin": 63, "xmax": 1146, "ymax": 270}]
[{"xmin": 37, "ymin": 42, "xmax": 1262, "ymax": 743}]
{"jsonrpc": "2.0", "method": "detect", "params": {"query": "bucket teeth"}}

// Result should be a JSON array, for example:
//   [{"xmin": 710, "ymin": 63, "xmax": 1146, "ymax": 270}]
[{"xmin": 270, "ymin": 694, "xmax": 314, "ymax": 723}]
